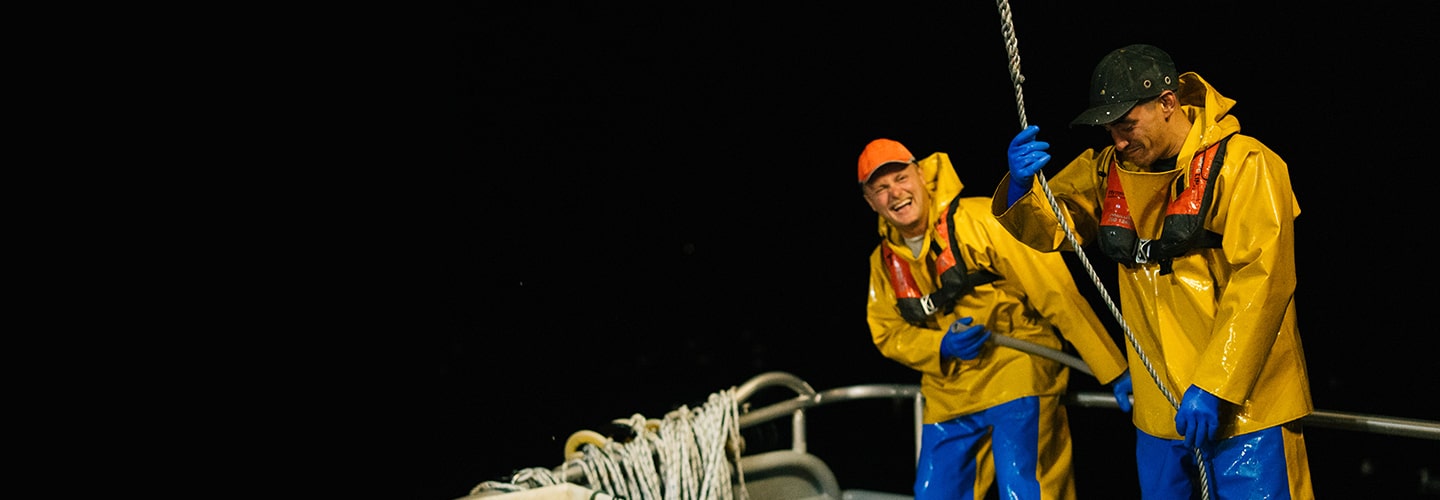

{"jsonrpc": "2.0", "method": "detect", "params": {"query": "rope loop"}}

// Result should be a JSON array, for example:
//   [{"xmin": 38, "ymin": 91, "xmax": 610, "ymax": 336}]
[{"xmin": 471, "ymin": 388, "xmax": 746, "ymax": 500}]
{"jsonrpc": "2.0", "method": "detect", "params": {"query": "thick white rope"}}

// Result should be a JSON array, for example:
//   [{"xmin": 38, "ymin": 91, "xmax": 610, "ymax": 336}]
[
  {"xmin": 470, "ymin": 388, "xmax": 746, "ymax": 500},
  {"xmin": 992, "ymin": 2, "xmax": 1213, "ymax": 498}
]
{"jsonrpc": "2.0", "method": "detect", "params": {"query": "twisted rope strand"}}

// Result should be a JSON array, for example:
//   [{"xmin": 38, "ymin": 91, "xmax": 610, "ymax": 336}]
[
  {"xmin": 470, "ymin": 387, "xmax": 744, "ymax": 499},
  {"xmin": 993, "ymin": 1, "xmax": 1211, "ymax": 497}
]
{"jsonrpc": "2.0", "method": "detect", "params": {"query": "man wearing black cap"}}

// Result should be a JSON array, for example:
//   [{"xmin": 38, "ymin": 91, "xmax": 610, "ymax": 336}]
[
  {"xmin": 856, "ymin": 138, "xmax": 1130, "ymax": 499},
  {"xmin": 991, "ymin": 44, "xmax": 1315, "ymax": 498}
]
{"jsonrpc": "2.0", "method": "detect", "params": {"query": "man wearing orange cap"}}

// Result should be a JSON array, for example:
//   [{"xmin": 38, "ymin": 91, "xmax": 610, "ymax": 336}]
[
  {"xmin": 858, "ymin": 137, "xmax": 1131, "ymax": 499},
  {"xmin": 995, "ymin": 44, "xmax": 1314, "ymax": 498}
]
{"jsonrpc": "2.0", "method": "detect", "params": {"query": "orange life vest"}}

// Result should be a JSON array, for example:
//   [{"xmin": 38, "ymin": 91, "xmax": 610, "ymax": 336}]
[
  {"xmin": 1098, "ymin": 136, "xmax": 1230, "ymax": 274},
  {"xmin": 882, "ymin": 195, "xmax": 1000, "ymax": 326}
]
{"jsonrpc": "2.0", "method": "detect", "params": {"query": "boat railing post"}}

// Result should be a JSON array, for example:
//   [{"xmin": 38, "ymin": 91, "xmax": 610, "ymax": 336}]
[
  {"xmin": 914, "ymin": 393, "xmax": 924, "ymax": 466},
  {"xmin": 792, "ymin": 407, "xmax": 807, "ymax": 454}
]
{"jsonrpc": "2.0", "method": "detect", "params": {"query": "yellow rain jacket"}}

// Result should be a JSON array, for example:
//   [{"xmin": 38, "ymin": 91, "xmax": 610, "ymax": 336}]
[
  {"xmin": 991, "ymin": 73, "xmax": 1313, "ymax": 439},
  {"xmin": 866, "ymin": 152, "xmax": 1127, "ymax": 425}
]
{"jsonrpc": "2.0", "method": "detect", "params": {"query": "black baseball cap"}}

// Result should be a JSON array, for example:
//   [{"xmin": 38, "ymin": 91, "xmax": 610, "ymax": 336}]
[{"xmin": 1070, "ymin": 44, "xmax": 1178, "ymax": 126}]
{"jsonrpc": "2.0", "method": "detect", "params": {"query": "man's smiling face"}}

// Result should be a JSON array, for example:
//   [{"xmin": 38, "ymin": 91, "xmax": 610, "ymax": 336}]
[{"xmin": 863, "ymin": 161, "xmax": 929, "ymax": 239}]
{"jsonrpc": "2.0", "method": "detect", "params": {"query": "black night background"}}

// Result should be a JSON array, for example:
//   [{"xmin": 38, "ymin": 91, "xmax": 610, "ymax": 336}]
[{"xmin": 374, "ymin": 2, "xmax": 1439, "ymax": 499}]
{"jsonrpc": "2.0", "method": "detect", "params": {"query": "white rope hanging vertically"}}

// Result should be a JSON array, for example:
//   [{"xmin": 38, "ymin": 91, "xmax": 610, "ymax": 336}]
[{"xmin": 991, "ymin": 1, "xmax": 1213, "ymax": 498}]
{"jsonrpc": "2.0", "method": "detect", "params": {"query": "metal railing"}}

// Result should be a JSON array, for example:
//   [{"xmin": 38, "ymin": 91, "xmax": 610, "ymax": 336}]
[
  {"xmin": 479, "ymin": 371, "xmax": 1437, "ymax": 499},
  {"xmin": 733, "ymin": 371, "xmax": 1440, "ymax": 462}
]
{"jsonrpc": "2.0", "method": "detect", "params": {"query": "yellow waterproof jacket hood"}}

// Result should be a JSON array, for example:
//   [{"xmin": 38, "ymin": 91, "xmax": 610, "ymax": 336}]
[
  {"xmin": 993, "ymin": 73, "xmax": 1313, "ymax": 439},
  {"xmin": 866, "ymin": 152, "xmax": 1126, "ymax": 424}
]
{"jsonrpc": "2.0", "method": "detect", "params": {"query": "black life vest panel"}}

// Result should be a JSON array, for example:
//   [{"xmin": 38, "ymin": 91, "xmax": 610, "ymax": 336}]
[
  {"xmin": 1098, "ymin": 135, "xmax": 1230, "ymax": 275},
  {"xmin": 882, "ymin": 195, "xmax": 1000, "ymax": 326}
]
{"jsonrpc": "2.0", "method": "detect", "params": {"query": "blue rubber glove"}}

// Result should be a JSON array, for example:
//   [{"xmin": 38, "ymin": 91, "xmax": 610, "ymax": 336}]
[
  {"xmin": 1175, "ymin": 385, "xmax": 1220, "ymax": 449},
  {"xmin": 1006, "ymin": 125, "xmax": 1050, "ymax": 207},
  {"xmin": 1111, "ymin": 371, "xmax": 1133, "ymax": 413},
  {"xmin": 940, "ymin": 317, "xmax": 990, "ymax": 360}
]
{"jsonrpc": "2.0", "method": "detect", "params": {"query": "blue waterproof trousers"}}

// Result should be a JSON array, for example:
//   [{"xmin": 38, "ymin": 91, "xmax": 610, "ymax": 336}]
[
  {"xmin": 915, "ymin": 395, "xmax": 1076, "ymax": 499},
  {"xmin": 1135, "ymin": 423, "xmax": 1313, "ymax": 499}
]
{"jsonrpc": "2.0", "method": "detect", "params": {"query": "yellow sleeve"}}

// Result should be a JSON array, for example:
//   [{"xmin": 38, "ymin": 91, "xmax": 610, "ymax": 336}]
[
  {"xmin": 992, "ymin": 148, "xmax": 1109, "ymax": 253},
  {"xmin": 1192, "ymin": 138, "xmax": 1300, "ymax": 404},
  {"xmin": 865, "ymin": 245, "xmax": 949, "ymax": 377},
  {"xmin": 980, "ymin": 206, "xmax": 1127, "ymax": 383}
]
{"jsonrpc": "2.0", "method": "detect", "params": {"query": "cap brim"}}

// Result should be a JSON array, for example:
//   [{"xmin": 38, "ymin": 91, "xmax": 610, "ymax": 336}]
[
  {"xmin": 860, "ymin": 160, "xmax": 912, "ymax": 184},
  {"xmin": 1070, "ymin": 100, "xmax": 1138, "ymax": 127}
]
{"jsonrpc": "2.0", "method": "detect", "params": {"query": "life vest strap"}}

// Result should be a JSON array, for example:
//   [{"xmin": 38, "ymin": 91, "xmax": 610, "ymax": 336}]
[
  {"xmin": 884, "ymin": 194, "xmax": 1003, "ymax": 326},
  {"xmin": 1099, "ymin": 135, "xmax": 1231, "ymax": 274}
]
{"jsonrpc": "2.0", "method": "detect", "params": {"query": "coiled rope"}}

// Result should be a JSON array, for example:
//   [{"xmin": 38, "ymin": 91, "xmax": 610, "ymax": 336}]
[
  {"xmin": 992, "ymin": 1, "xmax": 1213, "ymax": 498},
  {"xmin": 470, "ymin": 389, "xmax": 747, "ymax": 500}
]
